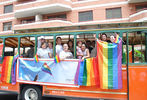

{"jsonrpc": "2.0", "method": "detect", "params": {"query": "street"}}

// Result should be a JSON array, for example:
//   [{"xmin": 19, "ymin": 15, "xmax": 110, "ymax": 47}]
[{"xmin": 0, "ymin": 92, "xmax": 66, "ymax": 100}]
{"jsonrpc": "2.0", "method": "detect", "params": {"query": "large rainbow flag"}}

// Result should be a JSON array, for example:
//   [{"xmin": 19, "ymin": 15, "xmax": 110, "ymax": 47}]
[
  {"xmin": 97, "ymin": 40, "xmax": 122, "ymax": 89},
  {"xmin": 75, "ymin": 58, "xmax": 100, "ymax": 87},
  {"xmin": 1, "ymin": 56, "xmax": 18, "ymax": 84},
  {"xmin": 1, "ymin": 56, "xmax": 14, "ymax": 83}
]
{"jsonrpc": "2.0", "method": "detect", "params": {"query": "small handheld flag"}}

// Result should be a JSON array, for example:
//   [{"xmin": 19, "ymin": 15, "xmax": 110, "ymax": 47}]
[
  {"xmin": 41, "ymin": 63, "xmax": 52, "ymax": 76},
  {"xmin": 34, "ymin": 54, "xmax": 39, "ymax": 63},
  {"xmin": 15, "ymin": 52, "xmax": 19, "ymax": 58},
  {"xmin": 114, "ymin": 34, "xmax": 120, "ymax": 43},
  {"xmin": 54, "ymin": 55, "xmax": 60, "ymax": 63}
]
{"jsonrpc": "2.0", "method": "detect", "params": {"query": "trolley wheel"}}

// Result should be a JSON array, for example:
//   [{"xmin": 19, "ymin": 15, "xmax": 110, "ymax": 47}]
[{"xmin": 21, "ymin": 86, "xmax": 42, "ymax": 100}]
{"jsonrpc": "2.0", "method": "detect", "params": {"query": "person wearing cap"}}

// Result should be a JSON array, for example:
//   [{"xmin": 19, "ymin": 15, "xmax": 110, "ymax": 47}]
[{"xmin": 38, "ymin": 36, "xmax": 45, "ymax": 48}]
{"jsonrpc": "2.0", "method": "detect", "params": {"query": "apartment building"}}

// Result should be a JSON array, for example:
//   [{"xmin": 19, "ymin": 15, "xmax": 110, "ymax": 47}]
[{"xmin": 0, "ymin": 0, "xmax": 147, "ymax": 34}]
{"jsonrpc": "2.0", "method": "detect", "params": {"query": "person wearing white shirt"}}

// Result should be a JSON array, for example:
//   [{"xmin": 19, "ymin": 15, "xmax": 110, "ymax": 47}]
[
  {"xmin": 59, "ymin": 44, "xmax": 73, "ymax": 60},
  {"xmin": 56, "ymin": 37, "xmax": 63, "ymax": 54},
  {"xmin": 47, "ymin": 42, "xmax": 53, "ymax": 58},
  {"xmin": 38, "ymin": 36, "xmax": 45, "ymax": 48},
  {"xmin": 37, "ymin": 42, "xmax": 50, "ymax": 58}
]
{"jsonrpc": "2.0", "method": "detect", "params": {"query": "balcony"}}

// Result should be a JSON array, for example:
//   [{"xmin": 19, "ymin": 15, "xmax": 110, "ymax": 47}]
[
  {"xmin": 130, "ymin": 9, "xmax": 147, "ymax": 22},
  {"xmin": 14, "ymin": 0, "xmax": 72, "ymax": 18},
  {"xmin": 128, "ymin": 0, "xmax": 147, "ymax": 3},
  {"xmin": 14, "ymin": 18, "xmax": 73, "ymax": 30}
]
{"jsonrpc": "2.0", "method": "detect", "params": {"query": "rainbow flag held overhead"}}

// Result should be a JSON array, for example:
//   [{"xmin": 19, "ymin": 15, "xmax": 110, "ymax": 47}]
[
  {"xmin": 54, "ymin": 55, "xmax": 60, "ymax": 63},
  {"xmin": 41, "ymin": 63, "xmax": 52, "ymax": 76},
  {"xmin": 34, "ymin": 54, "xmax": 39, "ymax": 63},
  {"xmin": 114, "ymin": 34, "xmax": 120, "ymax": 43},
  {"xmin": 97, "ymin": 40, "xmax": 122, "ymax": 89}
]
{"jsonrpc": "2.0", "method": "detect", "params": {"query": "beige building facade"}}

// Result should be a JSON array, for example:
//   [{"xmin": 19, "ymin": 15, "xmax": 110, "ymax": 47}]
[{"xmin": 0, "ymin": 0, "xmax": 147, "ymax": 34}]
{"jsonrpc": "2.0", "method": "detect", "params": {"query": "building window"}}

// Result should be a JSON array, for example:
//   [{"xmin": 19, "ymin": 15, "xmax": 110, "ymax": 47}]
[
  {"xmin": 3, "ymin": 22, "xmax": 12, "ymax": 31},
  {"xmin": 79, "ymin": 11, "xmax": 93, "ymax": 22},
  {"xmin": 106, "ymin": 7, "xmax": 122, "ymax": 19},
  {"xmin": 136, "ymin": 5, "xmax": 147, "ymax": 12},
  {"xmin": 48, "ymin": 14, "xmax": 67, "ymax": 20},
  {"xmin": 4, "ymin": 4, "xmax": 13, "ymax": 13}
]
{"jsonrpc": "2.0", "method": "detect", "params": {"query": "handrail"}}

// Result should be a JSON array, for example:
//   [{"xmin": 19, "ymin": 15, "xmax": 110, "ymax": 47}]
[{"xmin": 17, "ymin": 18, "xmax": 68, "ymax": 25}]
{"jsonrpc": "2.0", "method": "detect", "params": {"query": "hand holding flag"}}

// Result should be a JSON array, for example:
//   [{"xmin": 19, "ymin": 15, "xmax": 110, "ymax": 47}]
[
  {"xmin": 54, "ymin": 55, "xmax": 60, "ymax": 63},
  {"xmin": 34, "ymin": 54, "xmax": 39, "ymax": 63}
]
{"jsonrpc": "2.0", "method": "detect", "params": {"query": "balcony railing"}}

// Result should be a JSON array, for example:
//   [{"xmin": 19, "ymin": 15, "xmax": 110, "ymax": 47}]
[
  {"xmin": 14, "ymin": 0, "xmax": 72, "ymax": 18},
  {"xmin": 14, "ymin": 18, "xmax": 72, "ymax": 30},
  {"xmin": 130, "ymin": 9, "xmax": 147, "ymax": 22},
  {"xmin": 18, "ymin": 18, "xmax": 68, "ymax": 25}
]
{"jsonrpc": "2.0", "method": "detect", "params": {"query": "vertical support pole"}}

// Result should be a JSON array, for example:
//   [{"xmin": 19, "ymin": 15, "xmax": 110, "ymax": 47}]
[
  {"xmin": 132, "ymin": 44, "xmax": 134, "ymax": 63},
  {"xmin": 126, "ymin": 32, "xmax": 129, "ymax": 100},
  {"xmin": 53, "ymin": 35, "xmax": 56, "ymax": 57},
  {"xmin": 145, "ymin": 33, "xmax": 147, "ymax": 62},
  {"xmin": 23, "ymin": 47, "xmax": 25, "ymax": 55},
  {"xmin": 35, "ymin": 36, "xmax": 38, "ymax": 55},
  {"xmin": 74, "ymin": 34, "xmax": 77, "ymax": 59},
  {"xmin": 1, "ymin": 38, "xmax": 5, "ymax": 62},
  {"xmin": 18, "ymin": 37, "xmax": 20, "ymax": 55}
]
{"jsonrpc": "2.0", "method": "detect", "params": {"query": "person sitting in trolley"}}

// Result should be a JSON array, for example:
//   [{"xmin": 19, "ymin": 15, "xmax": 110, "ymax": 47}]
[
  {"xmin": 76, "ymin": 41, "xmax": 83, "ymax": 59},
  {"xmin": 81, "ymin": 43, "xmax": 90, "ymax": 60},
  {"xmin": 101, "ymin": 33, "xmax": 107, "ymax": 41},
  {"xmin": 67, "ymin": 40, "xmax": 74, "ymax": 55},
  {"xmin": 47, "ymin": 42, "xmax": 53, "ymax": 58},
  {"xmin": 38, "ymin": 36, "xmax": 46, "ymax": 48},
  {"xmin": 56, "ymin": 37, "xmax": 63, "ymax": 55},
  {"xmin": 59, "ymin": 44, "xmax": 73, "ymax": 60},
  {"xmin": 110, "ymin": 35, "xmax": 116, "ymax": 43},
  {"xmin": 37, "ymin": 42, "xmax": 51, "ymax": 58}
]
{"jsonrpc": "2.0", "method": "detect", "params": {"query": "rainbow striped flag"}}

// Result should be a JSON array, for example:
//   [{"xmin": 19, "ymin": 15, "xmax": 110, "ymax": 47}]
[
  {"xmin": 41, "ymin": 63, "xmax": 52, "ymax": 76},
  {"xmin": 75, "ymin": 58, "xmax": 100, "ymax": 87},
  {"xmin": 1, "ymin": 56, "xmax": 14, "ymax": 83},
  {"xmin": 97, "ymin": 40, "xmax": 122, "ymax": 89},
  {"xmin": 54, "ymin": 55, "xmax": 60, "ymax": 63},
  {"xmin": 114, "ymin": 34, "xmax": 120, "ymax": 43},
  {"xmin": 34, "ymin": 54, "xmax": 39, "ymax": 63}
]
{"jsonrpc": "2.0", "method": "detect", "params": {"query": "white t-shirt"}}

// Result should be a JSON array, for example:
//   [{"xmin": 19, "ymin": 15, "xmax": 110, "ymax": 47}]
[
  {"xmin": 59, "ymin": 50, "xmax": 73, "ymax": 59},
  {"xmin": 47, "ymin": 47, "xmax": 53, "ymax": 54},
  {"xmin": 37, "ymin": 48, "xmax": 50, "ymax": 58},
  {"xmin": 56, "ymin": 45, "xmax": 63, "ymax": 54}
]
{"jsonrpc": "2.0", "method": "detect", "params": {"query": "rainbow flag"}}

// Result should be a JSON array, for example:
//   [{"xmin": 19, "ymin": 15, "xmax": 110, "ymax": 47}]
[
  {"xmin": 41, "ymin": 63, "xmax": 52, "ymax": 76},
  {"xmin": 1, "ymin": 56, "xmax": 14, "ymax": 83},
  {"xmin": 114, "ymin": 34, "xmax": 120, "ymax": 43},
  {"xmin": 97, "ymin": 40, "xmax": 122, "ymax": 89},
  {"xmin": 34, "ymin": 54, "xmax": 39, "ymax": 63},
  {"xmin": 75, "ymin": 58, "xmax": 100, "ymax": 87},
  {"xmin": 54, "ymin": 55, "xmax": 60, "ymax": 63}
]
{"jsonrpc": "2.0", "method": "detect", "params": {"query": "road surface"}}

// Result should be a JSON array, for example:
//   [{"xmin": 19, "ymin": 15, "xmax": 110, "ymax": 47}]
[{"xmin": 0, "ymin": 92, "xmax": 66, "ymax": 100}]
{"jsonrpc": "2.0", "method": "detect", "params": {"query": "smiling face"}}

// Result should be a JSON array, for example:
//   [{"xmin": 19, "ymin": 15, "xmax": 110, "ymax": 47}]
[
  {"xmin": 48, "ymin": 42, "xmax": 52, "ymax": 49},
  {"xmin": 68, "ymin": 41, "xmax": 73, "ymax": 47},
  {"xmin": 56, "ymin": 37, "xmax": 62, "ymax": 45},
  {"xmin": 110, "ymin": 35, "xmax": 115, "ymax": 43},
  {"xmin": 63, "ymin": 44, "xmax": 69, "ymax": 52},
  {"xmin": 81, "ymin": 44, "xmax": 86, "ymax": 51},
  {"xmin": 101, "ymin": 34, "xmax": 107, "ymax": 41},
  {"xmin": 41, "ymin": 43, "xmax": 47, "ymax": 49}
]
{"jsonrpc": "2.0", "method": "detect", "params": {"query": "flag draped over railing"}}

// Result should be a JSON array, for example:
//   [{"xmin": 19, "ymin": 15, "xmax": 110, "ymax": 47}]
[
  {"xmin": 74, "ymin": 58, "xmax": 100, "ymax": 87},
  {"xmin": 75, "ymin": 39, "xmax": 122, "ymax": 89}
]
